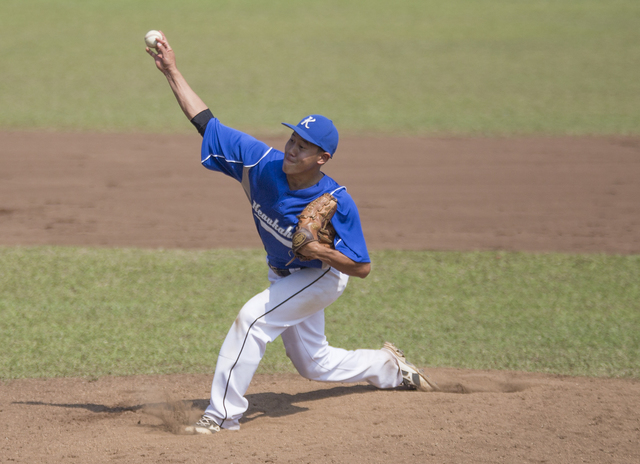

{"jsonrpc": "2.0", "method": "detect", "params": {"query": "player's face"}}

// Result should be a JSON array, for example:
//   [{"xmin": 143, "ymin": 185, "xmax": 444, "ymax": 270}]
[{"xmin": 282, "ymin": 132, "xmax": 327, "ymax": 175}]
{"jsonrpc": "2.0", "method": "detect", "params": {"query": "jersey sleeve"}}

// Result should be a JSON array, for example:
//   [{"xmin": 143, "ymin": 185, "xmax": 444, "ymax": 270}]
[
  {"xmin": 331, "ymin": 190, "xmax": 370, "ymax": 264},
  {"xmin": 200, "ymin": 118, "xmax": 272, "ymax": 182}
]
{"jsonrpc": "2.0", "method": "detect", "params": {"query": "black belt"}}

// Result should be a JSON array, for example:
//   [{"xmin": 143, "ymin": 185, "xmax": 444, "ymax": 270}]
[{"xmin": 268, "ymin": 264, "xmax": 299, "ymax": 277}]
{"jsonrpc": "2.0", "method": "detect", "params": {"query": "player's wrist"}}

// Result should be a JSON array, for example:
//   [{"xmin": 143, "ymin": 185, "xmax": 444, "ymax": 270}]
[
  {"xmin": 310, "ymin": 245, "xmax": 338, "ymax": 266},
  {"xmin": 163, "ymin": 65, "xmax": 181, "ymax": 79}
]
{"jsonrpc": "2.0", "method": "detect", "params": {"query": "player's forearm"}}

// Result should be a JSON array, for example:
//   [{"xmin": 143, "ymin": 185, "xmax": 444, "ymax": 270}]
[
  {"xmin": 164, "ymin": 68, "xmax": 208, "ymax": 121},
  {"xmin": 310, "ymin": 246, "xmax": 371, "ymax": 278}
]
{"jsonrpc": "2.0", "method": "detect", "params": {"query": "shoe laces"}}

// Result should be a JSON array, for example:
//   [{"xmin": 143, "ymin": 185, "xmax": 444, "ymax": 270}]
[{"xmin": 196, "ymin": 417, "xmax": 214, "ymax": 427}]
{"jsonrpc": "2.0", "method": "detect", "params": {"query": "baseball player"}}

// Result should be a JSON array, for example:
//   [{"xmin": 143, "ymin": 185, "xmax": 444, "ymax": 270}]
[{"xmin": 146, "ymin": 32, "xmax": 437, "ymax": 434}]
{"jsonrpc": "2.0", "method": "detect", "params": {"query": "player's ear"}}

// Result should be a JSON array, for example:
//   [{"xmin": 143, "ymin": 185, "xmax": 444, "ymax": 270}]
[{"xmin": 317, "ymin": 152, "xmax": 331, "ymax": 166}]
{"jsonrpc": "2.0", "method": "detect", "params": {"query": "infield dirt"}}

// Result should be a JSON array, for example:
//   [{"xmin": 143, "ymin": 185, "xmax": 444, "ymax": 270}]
[{"xmin": 1, "ymin": 132, "xmax": 639, "ymax": 463}]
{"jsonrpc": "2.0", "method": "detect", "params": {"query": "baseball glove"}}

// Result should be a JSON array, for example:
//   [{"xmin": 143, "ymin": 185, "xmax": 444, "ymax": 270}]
[{"xmin": 286, "ymin": 193, "xmax": 338, "ymax": 265}]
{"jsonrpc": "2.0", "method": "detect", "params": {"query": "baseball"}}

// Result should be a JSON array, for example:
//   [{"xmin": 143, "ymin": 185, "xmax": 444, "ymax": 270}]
[{"xmin": 144, "ymin": 30, "xmax": 162, "ymax": 49}]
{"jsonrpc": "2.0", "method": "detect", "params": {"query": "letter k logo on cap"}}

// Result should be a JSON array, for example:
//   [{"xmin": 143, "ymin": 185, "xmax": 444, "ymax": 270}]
[
  {"xmin": 300, "ymin": 116, "xmax": 316, "ymax": 129},
  {"xmin": 282, "ymin": 114, "xmax": 339, "ymax": 156}
]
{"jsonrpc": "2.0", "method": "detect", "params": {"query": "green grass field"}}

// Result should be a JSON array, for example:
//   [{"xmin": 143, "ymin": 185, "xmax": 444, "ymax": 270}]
[
  {"xmin": 1, "ymin": 0, "xmax": 639, "ymax": 135},
  {"xmin": 1, "ymin": 2, "xmax": 638, "ymax": 381},
  {"xmin": 1, "ymin": 247, "xmax": 638, "ymax": 380}
]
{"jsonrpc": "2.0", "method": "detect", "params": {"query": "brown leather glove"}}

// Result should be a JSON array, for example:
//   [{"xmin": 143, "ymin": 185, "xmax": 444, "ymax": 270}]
[{"xmin": 287, "ymin": 193, "xmax": 338, "ymax": 265}]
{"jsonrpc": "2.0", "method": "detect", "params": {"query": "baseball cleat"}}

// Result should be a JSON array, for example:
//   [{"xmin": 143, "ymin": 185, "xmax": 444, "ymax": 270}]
[
  {"xmin": 382, "ymin": 342, "xmax": 438, "ymax": 392},
  {"xmin": 185, "ymin": 415, "xmax": 221, "ymax": 435}
]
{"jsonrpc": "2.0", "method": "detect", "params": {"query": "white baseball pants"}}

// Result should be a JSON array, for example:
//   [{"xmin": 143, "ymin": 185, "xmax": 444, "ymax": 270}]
[{"xmin": 203, "ymin": 266, "xmax": 402, "ymax": 430}]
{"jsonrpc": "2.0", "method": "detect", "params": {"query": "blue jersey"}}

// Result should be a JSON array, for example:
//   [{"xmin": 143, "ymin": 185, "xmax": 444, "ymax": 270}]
[{"xmin": 201, "ymin": 118, "xmax": 370, "ymax": 269}]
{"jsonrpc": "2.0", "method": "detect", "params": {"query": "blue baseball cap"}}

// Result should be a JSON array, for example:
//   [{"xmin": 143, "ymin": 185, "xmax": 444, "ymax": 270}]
[{"xmin": 282, "ymin": 114, "xmax": 339, "ymax": 156}]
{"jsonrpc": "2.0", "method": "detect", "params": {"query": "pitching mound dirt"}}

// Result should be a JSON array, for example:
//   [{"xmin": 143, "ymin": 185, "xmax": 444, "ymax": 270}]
[{"xmin": 2, "ymin": 370, "xmax": 638, "ymax": 463}]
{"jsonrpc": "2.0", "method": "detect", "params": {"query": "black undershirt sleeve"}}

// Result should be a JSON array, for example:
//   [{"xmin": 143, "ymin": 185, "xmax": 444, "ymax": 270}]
[{"xmin": 190, "ymin": 108, "xmax": 214, "ymax": 137}]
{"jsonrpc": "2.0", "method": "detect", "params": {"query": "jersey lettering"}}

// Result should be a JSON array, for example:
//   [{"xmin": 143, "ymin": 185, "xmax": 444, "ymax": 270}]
[{"xmin": 252, "ymin": 201, "xmax": 294, "ymax": 242}]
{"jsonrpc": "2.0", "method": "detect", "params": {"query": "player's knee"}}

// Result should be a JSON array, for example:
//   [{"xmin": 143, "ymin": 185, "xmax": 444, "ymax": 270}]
[
  {"xmin": 290, "ymin": 360, "xmax": 318, "ymax": 380},
  {"xmin": 231, "ymin": 306, "xmax": 261, "ymax": 336},
  {"xmin": 285, "ymin": 350, "xmax": 325, "ymax": 380}
]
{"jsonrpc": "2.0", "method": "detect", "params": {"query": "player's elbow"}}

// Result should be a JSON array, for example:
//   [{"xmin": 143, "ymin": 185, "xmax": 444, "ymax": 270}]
[{"xmin": 355, "ymin": 262, "xmax": 371, "ymax": 279}]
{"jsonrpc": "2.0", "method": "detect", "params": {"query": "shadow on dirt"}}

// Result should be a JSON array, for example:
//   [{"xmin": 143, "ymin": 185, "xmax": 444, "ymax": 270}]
[
  {"xmin": 13, "ymin": 384, "xmax": 380, "ymax": 433},
  {"xmin": 13, "ymin": 401, "xmax": 142, "ymax": 413},
  {"xmin": 13, "ymin": 379, "xmax": 530, "ymax": 434},
  {"xmin": 13, "ymin": 378, "xmax": 529, "ymax": 417}
]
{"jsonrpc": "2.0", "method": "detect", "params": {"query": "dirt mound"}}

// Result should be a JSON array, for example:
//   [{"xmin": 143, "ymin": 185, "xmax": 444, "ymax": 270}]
[{"xmin": 2, "ymin": 371, "xmax": 638, "ymax": 463}]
